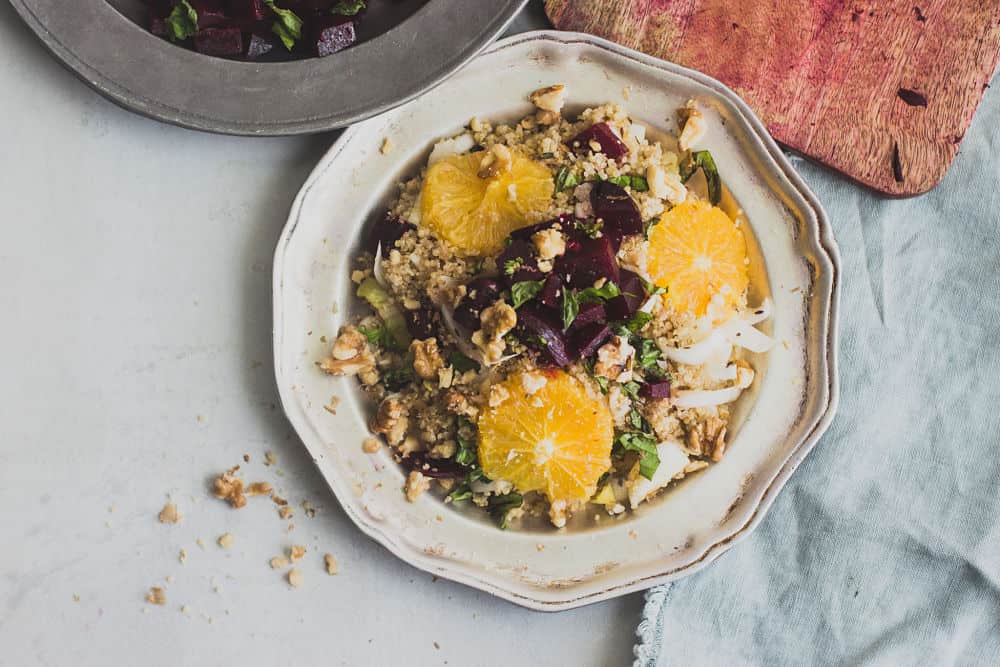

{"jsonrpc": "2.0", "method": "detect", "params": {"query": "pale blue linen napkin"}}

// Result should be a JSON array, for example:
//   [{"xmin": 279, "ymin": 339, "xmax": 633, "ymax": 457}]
[{"xmin": 633, "ymin": 86, "xmax": 1000, "ymax": 666}]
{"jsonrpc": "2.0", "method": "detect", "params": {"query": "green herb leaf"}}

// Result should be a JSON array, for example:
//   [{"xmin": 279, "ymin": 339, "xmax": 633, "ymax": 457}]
[
  {"xmin": 165, "ymin": 0, "xmax": 198, "ymax": 42},
  {"xmin": 510, "ymin": 280, "xmax": 544, "ymax": 309},
  {"xmin": 574, "ymin": 219, "xmax": 604, "ymax": 239},
  {"xmin": 487, "ymin": 492, "xmax": 524, "ymax": 529},
  {"xmin": 449, "ymin": 352, "xmax": 479, "ymax": 374},
  {"xmin": 554, "ymin": 167, "xmax": 580, "ymax": 193},
  {"xmin": 578, "ymin": 281, "xmax": 621, "ymax": 304},
  {"xmin": 561, "ymin": 289, "xmax": 579, "ymax": 331},
  {"xmin": 639, "ymin": 277, "xmax": 666, "ymax": 296},
  {"xmin": 382, "ymin": 368, "xmax": 414, "ymax": 392},
  {"xmin": 607, "ymin": 174, "xmax": 650, "ymax": 191},
  {"xmin": 638, "ymin": 338, "xmax": 661, "ymax": 371},
  {"xmin": 643, "ymin": 217, "xmax": 660, "ymax": 239},
  {"xmin": 621, "ymin": 381, "xmax": 641, "ymax": 401},
  {"xmin": 503, "ymin": 257, "xmax": 524, "ymax": 276},
  {"xmin": 679, "ymin": 150, "xmax": 722, "ymax": 205},
  {"xmin": 446, "ymin": 484, "xmax": 472, "ymax": 502},
  {"xmin": 617, "ymin": 432, "xmax": 661, "ymax": 480},
  {"xmin": 618, "ymin": 311, "xmax": 653, "ymax": 335},
  {"xmin": 331, "ymin": 0, "xmax": 366, "ymax": 16},
  {"xmin": 265, "ymin": 1, "xmax": 303, "ymax": 50}
]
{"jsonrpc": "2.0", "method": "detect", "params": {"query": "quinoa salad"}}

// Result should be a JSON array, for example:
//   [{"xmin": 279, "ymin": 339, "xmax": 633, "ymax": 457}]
[{"xmin": 319, "ymin": 85, "xmax": 774, "ymax": 530}]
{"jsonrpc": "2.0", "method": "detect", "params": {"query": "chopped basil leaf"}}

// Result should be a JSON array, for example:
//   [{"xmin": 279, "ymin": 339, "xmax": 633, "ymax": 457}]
[
  {"xmin": 510, "ymin": 280, "xmax": 544, "ymax": 309},
  {"xmin": 446, "ymin": 485, "xmax": 472, "ymax": 502},
  {"xmin": 503, "ymin": 257, "xmax": 524, "ymax": 276},
  {"xmin": 639, "ymin": 277, "xmax": 666, "ymax": 296},
  {"xmin": 578, "ymin": 281, "xmax": 621, "ymax": 304},
  {"xmin": 617, "ymin": 432, "xmax": 660, "ymax": 480},
  {"xmin": 165, "ymin": 0, "xmax": 198, "ymax": 42},
  {"xmin": 331, "ymin": 0, "xmax": 366, "ymax": 16},
  {"xmin": 265, "ymin": 1, "xmax": 303, "ymax": 50},
  {"xmin": 621, "ymin": 381, "xmax": 641, "ymax": 401},
  {"xmin": 487, "ymin": 492, "xmax": 524, "ymax": 529},
  {"xmin": 561, "ymin": 289, "xmax": 579, "ymax": 331},
  {"xmin": 607, "ymin": 174, "xmax": 649, "ymax": 192},
  {"xmin": 643, "ymin": 217, "xmax": 660, "ymax": 238},
  {"xmin": 621, "ymin": 311, "xmax": 653, "ymax": 335},
  {"xmin": 679, "ymin": 150, "xmax": 721, "ymax": 205},
  {"xmin": 574, "ymin": 219, "xmax": 603, "ymax": 239},
  {"xmin": 638, "ymin": 338, "xmax": 661, "ymax": 371},
  {"xmin": 449, "ymin": 352, "xmax": 479, "ymax": 374},
  {"xmin": 455, "ymin": 440, "xmax": 477, "ymax": 466},
  {"xmin": 554, "ymin": 167, "xmax": 580, "ymax": 193}
]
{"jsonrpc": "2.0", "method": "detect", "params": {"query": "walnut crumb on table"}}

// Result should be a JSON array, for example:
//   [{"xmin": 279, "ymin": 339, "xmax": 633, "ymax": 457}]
[
  {"xmin": 270, "ymin": 556, "xmax": 290, "ymax": 569},
  {"xmin": 362, "ymin": 437, "xmax": 381, "ymax": 453},
  {"xmin": 158, "ymin": 502, "xmax": 182, "ymax": 524},
  {"xmin": 245, "ymin": 481, "xmax": 273, "ymax": 497},
  {"xmin": 217, "ymin": 533, "xmax": 234, "ymax": 548},
  {"xmin": 145, "ymin": 587, "xmax": 166, "ymax": 605},
  {"xmin": 324, "ymin": 553, "xmax": 339, "ymax": 575},
  {"xmin": 287, "ymin": 569, "xmax": 304, "ymax": 588},
  {"xmin": 289, "ymin": 545, "xmax": 307, "ymax": 562},
  {"xmin": 178, "ymin": 549, "xmax": 187, "ymax": 564},
  {"xmin": 212, "ymin": 467, "xmax": 246, "ymax": 508},
  {"xmin": 405, "ymin": 471, "xmax": 431, "ymax": 502},
  {"xmin": 380, "ymin": 137, "xmax": 393, "ymax": 155},
  {"xmin": 264, "ymin": 451, "xmax": 277, "ymax": 466}
]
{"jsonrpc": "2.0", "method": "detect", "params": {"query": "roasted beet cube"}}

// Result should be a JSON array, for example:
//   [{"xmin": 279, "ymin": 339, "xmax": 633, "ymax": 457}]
[
  {"xmin": 454, "ymin": 277, "xmax": 501, "ymax": 332},
  {"xmin": 539, "ymin": 273, "xmax": 563, "ymax": 309},
  {"xmin": 572, "ymin": 323, "xmax": 612, "ymax": 359},
  {"xmin": 561, "ymin": 235, "xmax": 619, "ymax": 288},
  {"xmin": 369, "ymin": 215, "xmax": 415, "ymax": 254},
  {"xmin": 312, "ymin": 17, "xmax": 357, "ymax": 57},
  {"xmin": 497, "ymin": 239, "xmax": 541, "ymax": 287},
  {"xmin": 516, "ymin": 306, "xmax": 572, "ymax": 367},
  {"xmin": 640, "ymin": 380, "xmax": 672, "ymax": 399},
  {"xmin": 605, "ymin": 269, "xmax": 647, "ymax": 319},
  {"xmin": 568, "ymin": 122, "xmax": 630, "ymax": 162},
  {"xmin": 195, "ymin": 27, "xmax": 244, "ymax": 57},
  {"xmin": 404, "ymin": 307, "xmax": 437, "ymax": 341},
  {"xmin": 399, "ymin": 453, "xmax": 464, "ymax": 479},
  {"xmin": 189, "ymin": 0, "xmax": 229, "ymax": 28},
  {"xmin": 592, "ymin": 180, "xmax": 643, "ymax": 237},
  {"xmin": 569, "ymin": 301, "xmax": 606, "ymax": 331},
  {"xmin": 245, "ymin": 32, "xmax": 274, "ymax": 59},
  {"xmin": 227, "ymin": 0, "xmax": 268, "ymax": 21}
]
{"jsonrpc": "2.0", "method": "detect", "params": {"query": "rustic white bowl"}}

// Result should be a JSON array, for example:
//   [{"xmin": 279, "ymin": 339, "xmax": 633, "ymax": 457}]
[{"xmin": 273, "ymin": 30, "xmax": 840, "ymax": 611}]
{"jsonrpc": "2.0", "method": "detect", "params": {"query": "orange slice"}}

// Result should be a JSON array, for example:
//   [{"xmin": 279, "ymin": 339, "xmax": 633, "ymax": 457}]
[
  {"xmin": 420, "ymin": 151, "xmax": 554, "ymax": 255},
  {"xmin": 478, "ymin": 371, "xmax": 613, "ymax": 502},
  {"xmin": 647, "ymin": 200, "xmax": 749, "ymax": 317}
]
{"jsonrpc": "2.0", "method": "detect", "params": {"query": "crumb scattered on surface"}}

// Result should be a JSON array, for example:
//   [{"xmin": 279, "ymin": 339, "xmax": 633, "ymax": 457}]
[
  {"xmin": 287, "ymin": 568, "xmax": 303, "ymax": 588},
  {"xmin": 146, "ymin": 587, "xmax": 166, "ymax": 605},
  {"xmin": 158, "ymin": 502, "xmax": 182, "ymax": 524},
  {"xmin": 302, "ymin": 500, "xmax": 317, "ymax": 518},
  {"xmin": 264, "ymin": 451, "xmax": 277, "ymax": 466},
  {"xmin": 178, "ymin": 549, "xmax": 187, "ymax": 564},
  {"xmin": 289, "ymin": 545, "xmax": 306, "ymax": 562},
  {"xmin": 181, "ymin": 605, "xmax": 192, "ymax": 614},
  {"xmin": 381, "ymin": 137, "xmax": 394, "ymax": 155},
  {"xmin": 212, "ymin": 467, "xmax": 246, "ymax": 508},
  {"xmin": 536, "ymin": 543, "xmax": 545, "ymax": 552},
  {"xmin": 217, "ymin": 533, "xmax": 234, "ymax": 549},
  {"xmin": 279, "ymin": 506, "xmax": 294, "ymax": 520},
  {"xmin": 196, "ymin": 537, "xmax": 206, "ymax": 550},
  {"xmin": 362, "ymin": 437, "xmax": 381, "ymax": 453},
  {"xmin": 271, "ymin": 494, "xmax": 288, "ymax": 506},
  {"xmin": 324, "ymin": 553, "xmax": 339, "ymax": 575},
  {"xmin": 72, "ymin": 594, "xmax": 80, "ymax": 602},
  {"xmin": 629, "ymin": 529, "xmax": 638, "ymax": 539},
  {"xmin": 405, "ymin": 471, "xmax": 431, "ymax": 502},
  {"xmin": 243, "ymin": 454, "xmax": 250, "ymax": 463},
  {"xmin": 270, "ymin": 556, "xmax": 290, "ymax": 569},
  {"xmin": 245, "ymin": 481, "xmax": 273, "ymax": 497}
]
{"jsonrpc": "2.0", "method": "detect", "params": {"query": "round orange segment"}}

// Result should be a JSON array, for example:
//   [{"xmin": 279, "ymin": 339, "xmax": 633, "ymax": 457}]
[
  {"xmin": 478, "ymin": 371, "xmax": 613, "ymax": 503},
  {"xmin": 647, "ymin": 200, "xmax": 749, "ymax": 317},
  {"xmin": 420, "ymin": 152, "xmax": 554, "ymax": 255}
]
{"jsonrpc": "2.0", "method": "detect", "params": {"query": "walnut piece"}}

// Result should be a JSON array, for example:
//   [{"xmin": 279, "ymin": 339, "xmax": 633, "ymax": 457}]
[
  {"xmin": 370, "ymin": 395, "xmax": 409, "ymax": 446},
  {"xmin": 320, "ymin": 326, "xmax": 376, "ymax": 376},
  {"xmin": 269, "ymin": 556, "xmax": 290, "ymax": 569},
  {"xmin": 531, "ymin": 228, "xmax": 566, "ymax": 261},
  {"xmin": 145, "ymin": 587, "xmax": 167, "ymax": 605},
  {"xmin": 158, "ymin": 502, "xmax": 182, "ymax": 524},
  {"xmin": 245, "ymin": 481, "xmax": 273, "ymax": 497},
  {"xmin": 594, "ymin": 335, "xmax": 636, "ymax": 383},
  {"xmin": 478, "ymin": 143, "xmax": 513, "ymax": 179},
  {"xmin": 529, "ymin": 84, "xmax": 567, "ymax": 113},
  {"xmin": 442, "ymin": 389, "xmax": 478, "ymax": 418},
  {"xmin": 212, "ymin": 467, "xmax": 247, "ymax": 508},
  {"xmin": 217, "ymin": 533, "xmax": 234, "ymax": 549},
  {"xmin": 289, "ymin": 545, "xmax": 306, "ymax": 562},
  {"xmin": 405, "ymin": 471, "xmax": 431, "ymax": 502},
  {"xmin": 287, "ymin": 568, "xmax": 303, "ymax": 588},
  {"xmin": 324, "ymin": 553, "xmax": 339, "ymax": 575},
  {"xmin": 362, "ymin": 437, "xmax": 381, "ymax": 454},
  {"xmin": 410, "ymin": 338, "xmax": 445, "ymax": 380}
]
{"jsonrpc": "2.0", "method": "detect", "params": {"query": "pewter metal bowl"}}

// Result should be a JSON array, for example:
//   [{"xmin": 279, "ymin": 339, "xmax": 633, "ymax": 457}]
[{"xmin": 8, "ymin": 0, "xmax": 527, "ymax": 134}]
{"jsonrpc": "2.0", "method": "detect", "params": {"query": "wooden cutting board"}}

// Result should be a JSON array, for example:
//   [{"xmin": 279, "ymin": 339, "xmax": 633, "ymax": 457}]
[{"xmin": 545, "ymin": 0, "xmax": 1000, "ymax": 196}]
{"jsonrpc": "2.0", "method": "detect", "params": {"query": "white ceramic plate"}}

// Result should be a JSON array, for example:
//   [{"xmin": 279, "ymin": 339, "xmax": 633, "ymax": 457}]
[{"xmin": 273, "ymin": 30, "xmax": 840, "ymax": 611}]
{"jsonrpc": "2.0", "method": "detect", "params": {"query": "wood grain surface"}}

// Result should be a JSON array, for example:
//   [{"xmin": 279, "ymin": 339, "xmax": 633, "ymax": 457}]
[{"xmin": 545, "ymin": 0, "xmax": 1000, "ymax": 196}]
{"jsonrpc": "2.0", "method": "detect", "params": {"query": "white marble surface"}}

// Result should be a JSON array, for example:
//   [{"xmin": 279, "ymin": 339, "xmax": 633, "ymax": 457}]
[{"xmin": 0, "ymin": 2, "xmax": 644, "ymax": 665}]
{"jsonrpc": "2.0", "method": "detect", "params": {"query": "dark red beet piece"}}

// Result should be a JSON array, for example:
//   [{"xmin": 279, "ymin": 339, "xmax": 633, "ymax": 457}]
[
  {"xmin": 195, "ymin": 27, "xmax": 244, "ymax": 57},
  {"xmin": 640, "ymin": 380, "xmax": 672, "ymax": 399},
  {"xmin": 227, "ymin": 0, "xmax": 268, "ymax": 21},
  {"xmin": 404, "ymin": 307, "xmax": 437, "ymax": 341},
  {"xmin": 539, "ymin": 273, "xmax": 563, "ymax": 309},
  {"xmin": 497, "ymin": 239, "xmax": 541, "ymax": 287},
  {"xmin": 516, "ymin": 306, "xmax": 572, "ymax": 367},
  {"xmin": 592, "ymin": 180, "xmax": 643, "ymax": 237},
  {"xmin": 572, "ymin": 324, "xmax": 612, "ymax": 359},
  {"xmin": 569, "ymin": 122, "xmax": 629, "ymax": 162},
  {"xmin": 368, "ymin": 215, "xmax": 415, "ymax": 253},
  {"xmin": 399, "ymin": 453, "xmax": 464, "ymax": 479},
  {"xmin": 605, "ymin": 269, "xmax": 647, "ymax": 319},
  {"xmin": 189, "ymin": 0, "xmax": 229, "ymax": 28},
  {"xmin": 561, "ymin": 235, "xmax": 619, "ymax": 288},
  {"xmin": 245, "ymin": 32, "xmax": 274, "ymax": 59},
  {"xmin": 454, "ymin": 277, "xmax": 501, "ymax": 332},
  {"xmin": 569, "ymin": 301, "xmax": 606, "ymax": 331},
  {"xmin": 312, "ymin": 17, "xmax": 356, "ymax": 57}
]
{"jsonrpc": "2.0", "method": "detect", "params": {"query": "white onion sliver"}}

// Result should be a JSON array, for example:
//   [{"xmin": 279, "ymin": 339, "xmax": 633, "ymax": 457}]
[
  {"xmin": 372, "ymin": 243, "xmax": 386, "ymax": 287},
  {"xmin": 706, "ymin": 361, "xmax": 738, "ymax": 382},
  {"xmin": 723, "ymin": 318, "xmax": 775, "ymax": 353},
  {"xmin": 671, "ymin": 385, "xmax": 744, "ymax": 409},
  {"xmin": 746, "ymin": 297, "xmax": 773, "ymax": 325},
  {"xmin": 659, "ymin": 329, "xmax": 730, "ymax": 366},
  {"xmin": 427, "ymin": 133, "xmax": 476, "ymax": 166}
]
